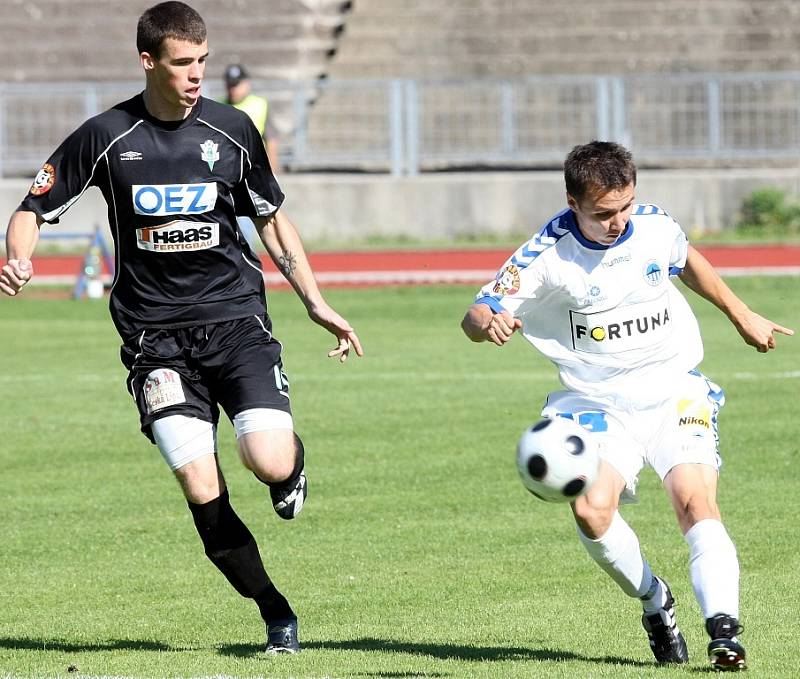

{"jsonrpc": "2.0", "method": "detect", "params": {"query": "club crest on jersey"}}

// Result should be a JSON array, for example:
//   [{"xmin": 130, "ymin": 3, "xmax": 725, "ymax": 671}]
[
  {"xmin": 643, "ymin": 260, "xmax": 663, "ymax": 286},
  {"xmin": 29, "ymin": 163, "xmax": 55, "ymax": 195},
  {"xmin": 132, "ymin": 183, "xmax": 217, "ymax": 216},
  {"xmin": 200, "ymin": 139, "xmax": 219, "ymax": 170},
  {"xmin": 493, "ymin": 264, "xmax": 521, "ymax": 295},
  {"xmin": 136, "ymin": 220, "xmax": 219, "ymax": 252}
]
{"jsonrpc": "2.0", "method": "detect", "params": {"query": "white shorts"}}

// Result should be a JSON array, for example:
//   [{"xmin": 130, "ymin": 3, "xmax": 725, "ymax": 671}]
[{"xmin": 541, "ymin": 370, "xmax": 724, "ymax": 502}]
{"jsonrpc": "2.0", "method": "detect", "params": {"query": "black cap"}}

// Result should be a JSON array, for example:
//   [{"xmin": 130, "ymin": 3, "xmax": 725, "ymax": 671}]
[{"xmin": 224, "ymin": 64, "xmax": 249, "ymax": 86}]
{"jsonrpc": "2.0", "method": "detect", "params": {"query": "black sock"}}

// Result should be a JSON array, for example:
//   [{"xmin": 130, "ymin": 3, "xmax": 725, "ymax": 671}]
[
  {"xmin": 254, "ymin": 583, "xmax": 295, "ymax": 623},
  {"xmin": 188, "ymin": 489, "xmax": 294, "ymax": 622}
]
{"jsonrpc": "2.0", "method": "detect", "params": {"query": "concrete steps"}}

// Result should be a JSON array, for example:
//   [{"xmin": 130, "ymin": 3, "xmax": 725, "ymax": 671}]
[
  {"xmin": 326, "ymin": 0, "xmax": 800, "ymax": 78},
  {"xmin": 1, "ymin": 0, "xmax": 350, "ymax": 82}
]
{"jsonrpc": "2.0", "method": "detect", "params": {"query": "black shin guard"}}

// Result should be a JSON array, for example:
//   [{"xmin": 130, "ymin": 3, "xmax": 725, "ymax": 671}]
[{"xmin": 188, "ymin": 490, "xmax": 294, "ymax": 622}]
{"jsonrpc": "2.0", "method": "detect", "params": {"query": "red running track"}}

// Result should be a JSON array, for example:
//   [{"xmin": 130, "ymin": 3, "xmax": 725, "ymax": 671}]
[{"xmin": 28, "ymin": 244, "xmax": 800, "ymax": 287}]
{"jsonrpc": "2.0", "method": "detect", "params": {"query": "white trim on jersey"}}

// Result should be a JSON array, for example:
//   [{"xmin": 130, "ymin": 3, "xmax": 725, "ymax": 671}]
[
  {"xmin": 197, "ymin": 116, "xmax": 279, "ymax": 218},
  {"xmin": 41, "ymin": 120, "xmax": 144, "ymax": 223},
  {"xmin": 104, "ymin": 155, "xmax": 122, "ymax": 290},
  {"xmin": 252, "ymin": 314, "xmax": 272, "ymax": 339},
  {"xmin": 198, "ymin": 117, "xmax": 250, "ymax": 179},
  {"xmin": 252, "ymin": 313, "xmax": 286, "ymax": 359},
  {"xmin": 251, "ymin": 314, "xmax": 287, "ymax": 394},
  {"xmin": 134, "ymin": 330, "xmax": 146, "ymax": 361},
  {"xmin": 126, "ymin": 330, "xmax": 147, "ymax": 402},
  {"xmin": 241, "ymin": 250, "xmax": 264, "ymax": 275},
  {"xmin": 245, "ymin": 179, "xmax": 279, "ymax": 217}
]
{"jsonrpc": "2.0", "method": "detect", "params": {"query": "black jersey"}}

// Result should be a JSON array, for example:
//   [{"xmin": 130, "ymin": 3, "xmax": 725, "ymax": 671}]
[{"xmin": 20, "ymin": 94, "xmax": 284, "ymax": 339}]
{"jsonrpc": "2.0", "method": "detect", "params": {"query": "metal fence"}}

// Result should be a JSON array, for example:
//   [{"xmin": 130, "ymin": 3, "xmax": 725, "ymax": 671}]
[{"xmin": 2, "ymin": 73, "xmax": 800, "ymax": 177}]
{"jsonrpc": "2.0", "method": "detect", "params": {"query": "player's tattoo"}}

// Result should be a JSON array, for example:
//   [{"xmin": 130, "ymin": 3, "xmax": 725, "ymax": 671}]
[{"xmin": 278, "ymin": 251, "xmax": 297, "ymax": 277}]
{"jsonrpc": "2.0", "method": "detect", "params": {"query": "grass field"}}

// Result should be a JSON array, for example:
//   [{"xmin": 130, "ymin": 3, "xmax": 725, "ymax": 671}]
[{"xmin": 1, "ymin": 277, "xmax": 798, "ymax": 679}]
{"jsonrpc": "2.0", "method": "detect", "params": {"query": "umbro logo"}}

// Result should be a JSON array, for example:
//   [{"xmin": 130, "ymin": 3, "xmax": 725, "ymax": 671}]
[{"xmin": 120, "ymin": 150, "xmax": 143, "ymax": 161}]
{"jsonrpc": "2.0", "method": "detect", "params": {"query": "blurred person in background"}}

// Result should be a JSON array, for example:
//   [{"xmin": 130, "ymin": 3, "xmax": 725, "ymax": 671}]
[
  {"xmin": 223, "ymin": 63, "xmax": 281, "ymax": 250},
  {"xmin": 223, "ymin": 63, "xmax": 280, "ymax": 172}
]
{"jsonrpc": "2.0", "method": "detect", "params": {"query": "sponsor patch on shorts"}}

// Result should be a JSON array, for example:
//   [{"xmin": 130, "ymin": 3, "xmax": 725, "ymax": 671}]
[
  {"xmin": 144, "ymin": 368, "xmax": 186, "ymax": 413},
  {"xmin": 676, "ymin": 398, "xmax": 712, "ymax": 434}
]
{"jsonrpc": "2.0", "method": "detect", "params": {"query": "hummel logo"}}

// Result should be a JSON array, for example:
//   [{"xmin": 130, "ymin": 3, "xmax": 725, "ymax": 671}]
[{"xmin": 120, "ymin": 151, "xmax": 143, "ymax": 161}]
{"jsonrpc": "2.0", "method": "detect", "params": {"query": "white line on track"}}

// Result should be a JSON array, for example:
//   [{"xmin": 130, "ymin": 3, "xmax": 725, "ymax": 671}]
[
  {"xmin": 30, "ymin": 266, "xmax": 800, "ymax": 286},
  {"xmin": 2, "ymin": 371, "xmax": 797, "ymax": 384},
  {"xmin": 729, "ymin": 370, "xmax": 800, "ymax": 380}
]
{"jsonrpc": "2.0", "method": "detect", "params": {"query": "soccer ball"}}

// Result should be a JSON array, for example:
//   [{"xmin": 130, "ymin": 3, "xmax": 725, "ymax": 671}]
[{"xmin": 516, "ymin": 417, "xmax": 599, "ymax": 503}]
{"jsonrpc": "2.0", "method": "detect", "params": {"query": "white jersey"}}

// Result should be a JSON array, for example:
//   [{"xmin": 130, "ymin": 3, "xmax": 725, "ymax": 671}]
[{"xmin": 476, "ymin": 205, "xmax": 704, "ymax": 406}]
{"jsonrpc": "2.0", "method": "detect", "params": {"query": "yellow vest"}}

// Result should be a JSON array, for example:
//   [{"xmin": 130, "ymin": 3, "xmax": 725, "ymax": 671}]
[{"xmin": 232, "ymin": 94, "xmax": 269, "ymax": 136}]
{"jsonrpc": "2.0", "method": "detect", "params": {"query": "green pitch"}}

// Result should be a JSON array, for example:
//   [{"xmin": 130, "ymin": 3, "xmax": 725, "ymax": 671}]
[{"xmin": 1, "ymin": 277, "xmax": 798, "ymax": 678}]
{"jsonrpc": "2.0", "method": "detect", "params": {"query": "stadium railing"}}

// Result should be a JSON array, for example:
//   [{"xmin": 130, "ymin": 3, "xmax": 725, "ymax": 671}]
[{"xmin": 1, "ymin": 73, "xmax": 799, "ymax": 177}]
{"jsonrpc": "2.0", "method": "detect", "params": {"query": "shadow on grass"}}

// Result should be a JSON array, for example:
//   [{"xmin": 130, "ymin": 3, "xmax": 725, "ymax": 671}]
[
  {"xmin": 218, "ymin": 637, "xmax": 654, "ymax": 668},
  {"xmin": 0, "ymin": 637, "xmax": 186, "ymax": 653},
  {"xmin": 2, "ymin": 635, "xmax": 660, "ymax": 671}
]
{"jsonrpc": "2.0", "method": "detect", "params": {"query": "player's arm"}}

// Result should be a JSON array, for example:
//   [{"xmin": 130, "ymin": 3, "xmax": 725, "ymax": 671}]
[
  {"xmin": 264, "ymin": 117, "xmax": 281, "ymax": 173},
  {"xmin": 264, "ymin": 138, "xmax": 280, "ymax": 175},
  {"xmin": 254, "ymin": 211, "xmax": 363, "ymax": 361},
  {"xmin": 679, "ymin": 245, "xmax": 794, "ymax": 352},
  {"xmin": 1, "ymin": 210, "xmax": 42, "ymax": 296},
  {"xmin": 461, "ymin": 303, "xmax": 522, "ymax": 346}
]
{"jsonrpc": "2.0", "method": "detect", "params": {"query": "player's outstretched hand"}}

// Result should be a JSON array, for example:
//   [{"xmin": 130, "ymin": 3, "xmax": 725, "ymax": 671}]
[
  {"xmin": 0, "ymin": 258, "xmax": 33, "ymax": 296},
  {"xmin": 307, "ymin": 301, "xmax": 364, "ymax": 363},
  {"xmin": 734, "ymin": 309, "xmax": 794, "ymax": 353},
  {"xmin": 487, "ymin": 310, "xmax": 522, "ymax": 346}
]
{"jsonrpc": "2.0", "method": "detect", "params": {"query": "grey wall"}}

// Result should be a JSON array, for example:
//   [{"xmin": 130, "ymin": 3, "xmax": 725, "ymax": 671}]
[{"xmin": 3, "ymin": 169, "xmax": 800, "ymax": 247}]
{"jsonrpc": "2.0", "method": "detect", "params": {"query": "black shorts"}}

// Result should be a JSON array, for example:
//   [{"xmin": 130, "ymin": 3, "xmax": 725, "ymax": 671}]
[{"xmin": 120, "ymin": 314, "xmax": 291, "ymax": 442}]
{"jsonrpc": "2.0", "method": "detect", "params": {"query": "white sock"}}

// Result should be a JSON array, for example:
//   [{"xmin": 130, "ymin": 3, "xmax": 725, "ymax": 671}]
[
  {"xmin": 685, "ymin": 519, "xmax": 739, "ymax": 619},
  {"xmin": 578, "ymin": 511, "xmax": 655, "ymax": 600},
  {"xmin": 640, "ymin": 575, "xmax": 669, "ymax": 614}
]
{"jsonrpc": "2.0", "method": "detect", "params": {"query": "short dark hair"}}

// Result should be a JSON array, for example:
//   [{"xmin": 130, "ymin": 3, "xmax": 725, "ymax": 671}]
[
  {"xmin": 564, "ymin": 141, "xmax": 637, "ymax": 202},
  {"xmin": 137, "ymin": 1, "xmax": 206, "ymax": 58}
]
